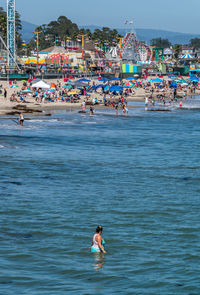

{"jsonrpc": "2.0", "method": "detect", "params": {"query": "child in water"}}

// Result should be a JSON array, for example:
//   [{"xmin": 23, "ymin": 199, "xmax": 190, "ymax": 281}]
[{"xmin": 91, "ymin": 226, "xmax": 106, "ymax": 253}]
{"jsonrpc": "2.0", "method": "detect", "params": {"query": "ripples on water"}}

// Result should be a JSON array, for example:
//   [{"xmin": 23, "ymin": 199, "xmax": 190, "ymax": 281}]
[{"xmin": 0, "ymin": 105, "xmax": 200, "ymax": 294}]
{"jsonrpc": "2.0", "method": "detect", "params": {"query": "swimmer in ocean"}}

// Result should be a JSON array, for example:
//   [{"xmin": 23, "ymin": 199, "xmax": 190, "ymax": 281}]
[{"xmin": 91, "ymin": 225, "xmax": 106, "ymax": 253}]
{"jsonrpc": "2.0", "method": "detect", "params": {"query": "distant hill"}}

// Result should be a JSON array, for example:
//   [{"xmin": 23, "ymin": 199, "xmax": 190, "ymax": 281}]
[
  {"xmin": 21, "ymin": 21, "xmax": 200, "ymax": 45},
  {"xmin": 21, "ymin": 21, "xmax": 37, "ymax": 41},
  {"xmin": 80, "ymin": 25, "xmax": 200, "ymax": 45}
]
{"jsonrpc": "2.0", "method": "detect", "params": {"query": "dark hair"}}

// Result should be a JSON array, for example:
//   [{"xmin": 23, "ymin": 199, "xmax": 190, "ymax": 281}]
[{"xmin": 96, "ymin": 225, "xmax": 103, "ymax": 233}]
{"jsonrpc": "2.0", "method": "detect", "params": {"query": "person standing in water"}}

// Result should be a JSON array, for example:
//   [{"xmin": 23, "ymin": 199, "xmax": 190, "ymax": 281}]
[
  {"xmin": 18, "ymin": 113, "xmax": 24, "ymax": 126},
  {"xmin": 90, "ymin": 105, "xmax": 94, "ymax": 116},
  {"xmin": 91, "ymin": 226, "xmax": 106, "ymax": 253},
  {"xmin": 81, "ymin": 100, "xmax": 86, "ymax": 112}
]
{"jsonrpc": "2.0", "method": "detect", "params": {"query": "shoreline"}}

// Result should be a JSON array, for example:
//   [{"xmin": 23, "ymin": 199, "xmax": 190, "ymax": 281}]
[{"xmin": 0, "ymin": 96, "xmax": 145, "ymax": 116}]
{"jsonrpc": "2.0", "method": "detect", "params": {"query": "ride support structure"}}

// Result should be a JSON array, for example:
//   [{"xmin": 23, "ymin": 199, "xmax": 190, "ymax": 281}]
[{"xmin": 7, "ymin": 0, "xmax": 15, "ymax": 69}]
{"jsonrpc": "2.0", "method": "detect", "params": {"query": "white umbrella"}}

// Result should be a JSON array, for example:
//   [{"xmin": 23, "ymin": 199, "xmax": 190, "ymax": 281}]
[{"xmin": 32, "ymin": 80, "xmax": 51, "ymax": 89}]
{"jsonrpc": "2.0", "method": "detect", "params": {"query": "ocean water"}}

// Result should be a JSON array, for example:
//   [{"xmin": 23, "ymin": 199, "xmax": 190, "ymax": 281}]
[{"xmin": 0, "ymin": 103, "xmax": 200, "ymax": 294}]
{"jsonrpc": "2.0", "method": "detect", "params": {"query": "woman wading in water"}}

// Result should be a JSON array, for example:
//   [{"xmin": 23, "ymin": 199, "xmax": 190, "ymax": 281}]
[{"xmin": 91, "ymin": 226, "xmax": 106, "ymax": 253}]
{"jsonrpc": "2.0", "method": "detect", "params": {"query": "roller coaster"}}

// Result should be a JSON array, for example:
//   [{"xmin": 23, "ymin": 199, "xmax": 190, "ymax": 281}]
[{"xmin": 121, "ymin": 31, "xmax": 151, "ymax": 62}]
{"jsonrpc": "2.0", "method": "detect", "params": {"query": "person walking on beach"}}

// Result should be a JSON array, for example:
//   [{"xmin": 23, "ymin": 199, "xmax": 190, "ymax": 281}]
[{"xmin": 91, "ymin": 226, "xmax": 106, "ymax": 253}]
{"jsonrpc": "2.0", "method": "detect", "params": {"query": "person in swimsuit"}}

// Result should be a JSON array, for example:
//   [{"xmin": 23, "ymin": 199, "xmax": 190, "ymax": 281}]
[
  {"xmin": 18, "ymin": 113, "xmax": 24, "ymax": 126},
  {"xmin": 91, "ymin": 226, "xmax": 106, "ymax": 253}
]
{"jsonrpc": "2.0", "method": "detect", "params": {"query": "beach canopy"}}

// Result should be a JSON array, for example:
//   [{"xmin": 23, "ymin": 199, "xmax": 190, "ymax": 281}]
[
  {"xmin": 152, "ymin": 78, "xmax": 163, "ymax": 83},
  {"xmin": 109, "ymin": 85, "xmax": 123, "ymax": 92},
  {"xmin": 32, "ymin": 80, "xmax": 51, "ymax": 89}
]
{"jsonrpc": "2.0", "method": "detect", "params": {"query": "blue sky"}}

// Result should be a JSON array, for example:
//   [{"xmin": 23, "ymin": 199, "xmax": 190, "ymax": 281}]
[{"xmin": 2, "ymin": 0, "xmax": 200, "ymax": 33}]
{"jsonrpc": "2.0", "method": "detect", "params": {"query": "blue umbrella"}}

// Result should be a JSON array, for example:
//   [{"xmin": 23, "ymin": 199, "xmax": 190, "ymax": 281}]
[
  {"xmin": 170, "ymin": 82, "xmax": 177, "ymax": 88},
  {"xmin": 96, "ymin": 84, "xmax": 106, "ymax": 89},
  {"xmin": 62, "ymin": 85, "xmax": 73, "ymax": 89},
  {"xmin": 168, "ymin": 74, "xmax": 177, "ymax": 78},
  {"xmin": 99, "ymin": 78, "xmax": 110, "ymax": 82},
  {"xmin": 152, "ymin": 78, "xmax": 163, "ymax": 83},
  {"xmin": 78, "ymin": 78, "xmax": 91, "ymax": 82},
  {"xmin": 109, "ymin": 85, "xmax": 123, "ymax": 91},
  {"xmin": 110, "ymin": 77, "xmax": 122, "ymax": 81},
  {"xmin": 190, "ymin": 76, "xmax": 199, "ymax": 82},
  {"xmin": 126, "ymin": 77, "xmax": 135, "ymax": 80}
]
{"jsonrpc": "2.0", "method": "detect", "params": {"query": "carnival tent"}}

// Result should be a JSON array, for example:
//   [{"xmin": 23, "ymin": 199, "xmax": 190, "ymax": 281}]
[{"xmin": 181, "ymin": 54, "xmax": 194, "ymax": 59}]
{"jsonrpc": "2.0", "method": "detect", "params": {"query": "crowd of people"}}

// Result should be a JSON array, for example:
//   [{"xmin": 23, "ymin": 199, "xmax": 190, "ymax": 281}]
[{"xmin": 0, "ymin": 74, "xmax": 199, "ymax": 113}]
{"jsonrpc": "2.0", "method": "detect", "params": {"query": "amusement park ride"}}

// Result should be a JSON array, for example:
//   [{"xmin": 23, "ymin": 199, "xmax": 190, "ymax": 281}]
[
  {"xmin": 95, "ymin": 25, "xmax": 152, "ymax": 65},
  {"xmin": 1, "ymin": 2, "xmax": 152, "ymax": 72},
  {"xmin": 0, "ymin": 0, "xmax": 17, "ymax": 69}
]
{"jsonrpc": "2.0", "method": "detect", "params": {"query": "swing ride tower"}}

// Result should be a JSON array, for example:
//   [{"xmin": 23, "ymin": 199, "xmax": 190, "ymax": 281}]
[{"xmin": 7, "ymin": 0, "xmax": 15, "ymax": 69}]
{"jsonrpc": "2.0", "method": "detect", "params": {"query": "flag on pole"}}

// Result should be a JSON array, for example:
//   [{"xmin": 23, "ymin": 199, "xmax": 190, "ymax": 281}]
[
  {"xmin": 129, "ymin": 21, "xmax": 133, "ymax": 24},
  {"xmin": 124, "ymin": 21, "xmax": 128, "ymax": 24}
]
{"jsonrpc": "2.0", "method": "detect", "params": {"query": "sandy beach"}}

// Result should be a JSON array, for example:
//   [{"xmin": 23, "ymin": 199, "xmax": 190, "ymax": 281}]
[{"xmin": 0, "ymin": 77, "xmax": 199, "ymax": 116}]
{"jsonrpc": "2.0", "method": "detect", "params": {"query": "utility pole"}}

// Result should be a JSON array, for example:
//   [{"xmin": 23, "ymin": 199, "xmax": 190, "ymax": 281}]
[
  {"xmin": 33, "ymin": 30, "xmax": 42, "ymax": 75},
  {"xmin": 117, "ymin": 37, "xmax": 123, "ymax": 59},
  {"xmin": 79, "ymin": 34, "xmax": 87, "ymax": 60}
]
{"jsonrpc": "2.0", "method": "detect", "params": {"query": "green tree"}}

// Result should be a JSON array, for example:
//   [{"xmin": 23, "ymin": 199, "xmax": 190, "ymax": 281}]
[
  {"xmin": 151, "ymin": 38, "xmax": 171, "ymax": 48},
  {"xmin": 0, "ymin": 7, "xmax": 23, "ymax": 53},
  {"xmin": 190, "ymin": 38, "xmax": 200, "ymax": 49},
  {"xmin": 173, "ymin": 44, "xmax": 182, "ymax": 59},
  {"xmin": 0, "ymin": 7, "xmax": 7, "ymax": 40}
]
